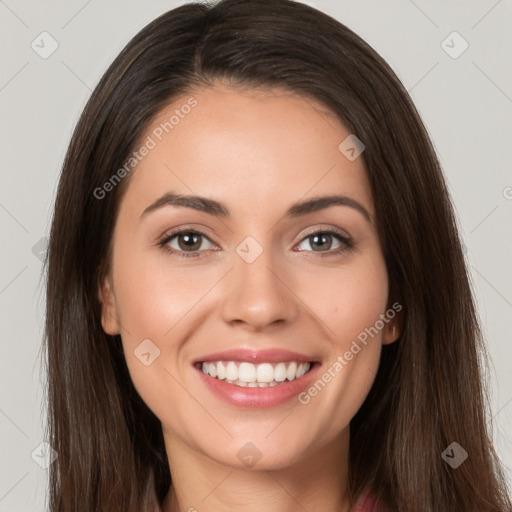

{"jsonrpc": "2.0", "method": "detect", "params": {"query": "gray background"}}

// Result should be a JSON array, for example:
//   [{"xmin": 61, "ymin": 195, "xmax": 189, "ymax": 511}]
[{"xmin": 1, "ymin": 0, "xmax": 511, "ymax": 510}]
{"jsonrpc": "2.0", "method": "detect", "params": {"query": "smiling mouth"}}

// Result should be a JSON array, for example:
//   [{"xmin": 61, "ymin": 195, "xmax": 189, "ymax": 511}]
[{"xmin": 195, "ymin": 360, "xmax": 314, "ymax": 387}]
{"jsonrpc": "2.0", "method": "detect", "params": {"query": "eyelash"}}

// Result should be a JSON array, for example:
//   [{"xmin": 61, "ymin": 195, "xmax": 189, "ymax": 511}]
[{"xmin": 157, "ymin": 227, "xmax": 354, "ymax": 260}]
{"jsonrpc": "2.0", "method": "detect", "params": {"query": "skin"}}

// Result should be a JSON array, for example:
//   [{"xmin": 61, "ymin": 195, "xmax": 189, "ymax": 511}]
[{"xmin": 100, "ymin": 83, "xmax": 401, "ymax": 512}]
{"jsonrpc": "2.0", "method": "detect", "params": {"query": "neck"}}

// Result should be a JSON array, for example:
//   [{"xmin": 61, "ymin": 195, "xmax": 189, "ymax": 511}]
[{"xmin": 161, "ymin": 428, "xmax": 351, "ymax": 512}]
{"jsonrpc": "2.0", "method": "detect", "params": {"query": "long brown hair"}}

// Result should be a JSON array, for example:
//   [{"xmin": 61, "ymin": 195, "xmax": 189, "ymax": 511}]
[{"xmin": 44, "ymin": 0, "xmax": 511, "ymax": 510}]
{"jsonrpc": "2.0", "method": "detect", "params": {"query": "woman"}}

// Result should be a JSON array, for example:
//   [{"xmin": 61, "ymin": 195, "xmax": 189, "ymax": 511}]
[{"xmin": 44, "ymin": 0, "xmax": 511, "ymax": 511}]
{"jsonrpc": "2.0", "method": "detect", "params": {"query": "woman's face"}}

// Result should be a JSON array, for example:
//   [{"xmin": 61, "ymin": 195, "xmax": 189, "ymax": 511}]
[{"xmin": 100, "ymin": 84, "xmax": 398, "ymax": 471}]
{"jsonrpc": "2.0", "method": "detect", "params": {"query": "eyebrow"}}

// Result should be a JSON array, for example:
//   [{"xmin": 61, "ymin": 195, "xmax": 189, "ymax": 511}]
[{"xmin": 141, "ymin": 192, "xmax": 372, "ymax": 223}]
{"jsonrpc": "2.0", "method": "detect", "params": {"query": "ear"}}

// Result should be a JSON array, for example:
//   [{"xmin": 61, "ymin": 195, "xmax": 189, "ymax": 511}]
[
  {"xmin": 382, "ymin": 303, "xmax": 404, "ymax": 345},
  {"xmin": 98, "ymin": 276, "xmax": 121, "ymax": 335}
]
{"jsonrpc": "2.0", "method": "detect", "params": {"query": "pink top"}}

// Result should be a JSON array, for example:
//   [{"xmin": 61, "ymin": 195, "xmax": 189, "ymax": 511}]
[{"xmin": 353, "ymin": 490, "xmax": 381, "ymax": 511}]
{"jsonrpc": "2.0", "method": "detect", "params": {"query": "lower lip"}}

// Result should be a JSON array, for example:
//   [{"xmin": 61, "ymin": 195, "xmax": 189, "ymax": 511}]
[{"xmin": 194, "ymin": 363, "xmax": 321, "ymax": 408}]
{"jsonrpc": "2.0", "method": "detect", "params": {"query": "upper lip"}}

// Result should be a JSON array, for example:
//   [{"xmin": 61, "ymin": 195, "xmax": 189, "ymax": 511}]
[{"xmin": 193, "ymin": 348, "xmax": 318, "ymax": 365}]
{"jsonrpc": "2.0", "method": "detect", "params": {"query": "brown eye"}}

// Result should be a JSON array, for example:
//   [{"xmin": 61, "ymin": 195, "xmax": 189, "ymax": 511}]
[
  {"xmin": 175, "ymin": 232, "xmax": 203, "ymax": 251},
  {"xmin": 161, "ymin": 230, "xmax": 215, "ymax": 256}
]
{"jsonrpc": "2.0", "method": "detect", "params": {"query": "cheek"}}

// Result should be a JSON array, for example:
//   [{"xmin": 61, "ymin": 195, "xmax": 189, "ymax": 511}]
[
  {"xmin": 109, "ymin": 245, "xmax": 227, "ymax": 399},
  {"xmin": 109, "ymin": 250, "xmax": 212, "ymax": 421},
  {"xmin": 111, "ymin": 245, "xmax": 220, "ymax": 340},
  {"xmin": 303, "ymin": 250, "xmax": 389, "ymax": 349},
  {"xmin": 294, "ymin": 250, "xmax": 388, "ymax": 424}
]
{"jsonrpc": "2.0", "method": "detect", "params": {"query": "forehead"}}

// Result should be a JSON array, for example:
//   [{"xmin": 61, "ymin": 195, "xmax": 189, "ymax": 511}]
[{"xmin": 120, "ymin": 84, "xmax": 374, "ymax": 220}]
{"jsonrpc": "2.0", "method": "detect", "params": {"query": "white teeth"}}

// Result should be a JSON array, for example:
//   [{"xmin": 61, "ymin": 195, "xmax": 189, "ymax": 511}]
[
  {"xmin": 208, "ymin": 362, "xmax": 217, "ymax": 378},
  {"xmin": 274, "ymin": 362, "xmax": 287, "ymax": 382},
  {"xmin": 238, "ymin": 362, "xmax": 256, "ymax": 383},
  {"xmin": 286, "ymin": 362, "xmax": 297, "ymax": 380},
  {"xmin": 217, "ymin": 361, "xmax": 226, "ymax": 380},
  {"xmin": 199, "ymin": 360, "xmax": 312, "ymax": 387},
  {"xmin": 256, "ymin": 363, "xmax": 274, "ymax": 383},
  {"xmin": 226, "ymin": 361, "xmax": 238, "ymax": 381}
]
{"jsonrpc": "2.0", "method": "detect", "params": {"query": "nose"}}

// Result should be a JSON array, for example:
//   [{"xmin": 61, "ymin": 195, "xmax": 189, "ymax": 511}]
[{"xmin": 220, "ymin": 244, "xmax": 299, "ymax": 331}]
